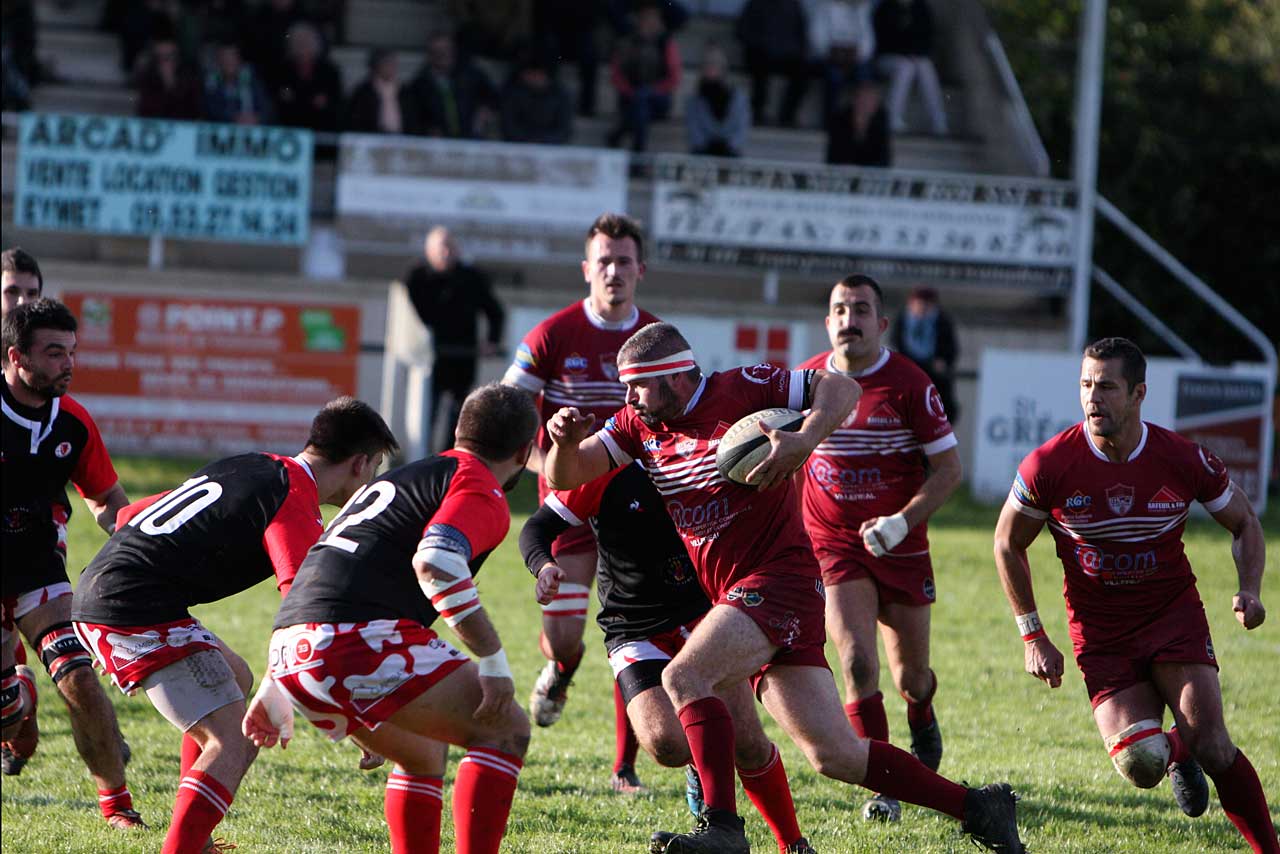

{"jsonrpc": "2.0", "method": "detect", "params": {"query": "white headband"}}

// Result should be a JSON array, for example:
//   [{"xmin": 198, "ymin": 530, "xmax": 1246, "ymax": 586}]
[{"xmin": 617, "ymin": 349, "xmax": 697, "ymax": 382}]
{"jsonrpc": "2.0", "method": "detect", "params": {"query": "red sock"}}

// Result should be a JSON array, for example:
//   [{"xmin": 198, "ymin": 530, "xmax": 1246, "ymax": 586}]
[
  {"xmin": 738, "ymin": 743, "xmax": 802, "ymax": 852},
  {"xmin": 903, "ymin": 671, "xmax": 938, "ymax": 729},
  {"xmin": 613, "ymin": 682, "xmax": 639, "ymax": 772},
  {"xmin": 386, "ymin": 770, "xmax": 444, "ymax": 854},
  {"xmin": 1166, "ymin": 726, "xmax": 1189, "ymax": 766},
  {"xmin": 180, "ymin": 734, "xmax": 202, "ymax": 777},
  {"xmin": 1208, "ymin": 750, "xmax": 1280, "ymax": 854},
  {"xmin": 678, "ymin": 697, "xmax": 737, "ymax": 814},
  {"xmin": 453, "ymin": 747, "xmax": 523, "ymax": 854},
  {"xmin": 163, "ymin": 770, "xmax": 233, "ymax": 854},
  {"xmin": 863, "ymin": 739, "xmax": 967, "ymax": 820},
  {"xmin": 97, "ymin": 783, "xmax": 135, "ymax": 819},
  {"xmin": 845, "ymin": 691, "xmax": 890, "ymax": 741}
]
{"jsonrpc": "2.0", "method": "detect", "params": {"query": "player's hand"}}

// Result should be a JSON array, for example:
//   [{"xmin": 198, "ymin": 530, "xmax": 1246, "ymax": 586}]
[
  {"xmin": 547, "ymin": 407, "xmax": 596, "ymax": 448},
  {"xmin": 474, "ymin": 675, "xmax": 516, "ymax": 726},
  {"xmin": 746, "ymin": 423, "xmax": 812, "ymax": 490},
  {"xmin": 535, "ymin": 563, "xmax": 565, "ymax": 605},
  {"xmin": 1024, "ymin": 636, "xmax": 1064, "ymax": 689},
  {"xmin": 358, "ymin": 748, "xmax": 386, "ymax": 770},
  {"xmin": 1233, "ymin": 591, "xmax": 1266, "ymax": 630},
  {"xmin": 242, "ymin": 676, "xmax": 294, "ymax": 749},
  {"xmin": 859, "ymin": 513, "xmax": 909, "ymax": 557}
]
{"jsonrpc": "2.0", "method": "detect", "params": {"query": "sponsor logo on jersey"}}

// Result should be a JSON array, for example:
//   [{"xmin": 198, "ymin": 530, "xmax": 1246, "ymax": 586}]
[
  {"xmin": 675, "ymin": 437, "xmax": 699, "ymax": 457},
  {"xmin": 514, "ymin": 342, "xmax": 536, "ymax": 370},
  {"xmin": 924, "ymin": 384, "xmax": 947, "ymax": 420},
  {"xmin": 1198, "ymin": 446, "xmax": 1227, "ymax": 477},
  {"xmin": 923, "ymin": 577, "xmax": 936, "ymax": 601},
  {"xmin": 666, "ymin": 497, "xmax": 732, "ymax": 531},
  {"xmin": 1105, "ymin": 483, "xmax": 1135, "ymax": 516},
  {"xmin": 54, "ymin": 441, "xmax": 72, "ymax": 458},
  {"xmin": 1205, "ymin": 637, "xmax": 1215, "ymax": 660},
  {"xmin": 1147, "ymin": 486, "xmax": 1186, "ymax": 513},
  {"xmin": 866, "ymin": 402, "xmax": 903, "ymax": 427},
  {"xmin": 604, "ymin": 416, "xmax": 617, "ymax": 432},
  {"xmin": 1065, "ymin": 491, "xmax": 1093, "ymax": 514},
  {"xmin": 664, "ymin": 555, "xmax": 696, "ymax": 585},
  {"xmin": 600, "ymin": 352, "xmax": 619, "ymax": 381},
  {"xmin": 294, "ymin": 636, "xmax": 314, "ymax": 663},
  {"xmin": 642, "ymin": 437, "xmax": 662, "ymax": 454},
  {"xmin": 740, "ymin": 364, "xmax": 774, "ymax": 384},
  {"xmin": 1075, "ymin": 545, "xmax": 1158, "ymax": 582},
  {"xmin": 726, "ymin": 585, "xmax": 764, "ymax": 607},
  {"xmin": 808, "ymin": 457, "xmax": 881, "ymax": 498},
  {"xmin": 1012, "ymin": 473, "xmax": 1037, "ymax": 506},
  {"xmin": 563, "ymin": 353, "xmax": 589, "ymax": 374},
  {"xmin": 628, "ymin": 499, "xmax": 641, "ymax": 512}
]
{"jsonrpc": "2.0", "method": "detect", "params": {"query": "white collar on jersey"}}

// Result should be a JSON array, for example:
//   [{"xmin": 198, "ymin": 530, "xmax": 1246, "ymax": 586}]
[
  {"xmin": 581, "ymin": 298, "xmax": 640, "ymax": 332},
  {"xmin": 291, "ymin": 454, "xmax": 318, "ymax": 484},
  {"xmin": 1, "ymin": 393, "xmax": 60, "ymax": 453},
  {"xmin": 826, "ymin": 347, "xmax": 889, "ymax": 378},
  {"xmin": 682, "ymin": 375, "xmax": 708, "ymax": 415},
  {"xmin": 1084, "ymin": 421, "xmax": 1149, "ymax": 462}
]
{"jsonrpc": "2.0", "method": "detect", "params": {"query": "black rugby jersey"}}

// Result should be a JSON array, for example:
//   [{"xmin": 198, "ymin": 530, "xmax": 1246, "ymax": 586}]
[
  {"xmin": 71, "ymin": 453, "xmax": 321, "ymax": 625},
  {"xmin": 274, "ymin": 450, "xmax": 510, "ymax": 628},
  {"xmin": 3, "ymin": 381, "xmax": 118, "ymax": 595},
  {"xmin": 520, "ymin": 463, "xmax": 708, "ymax": 647}
]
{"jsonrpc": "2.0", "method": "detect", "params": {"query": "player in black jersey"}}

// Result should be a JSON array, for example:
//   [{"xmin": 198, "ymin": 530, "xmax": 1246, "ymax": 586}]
[
  {"xmin": 245, "ymin": 384, "xmax": 537, "ymax": 854},
  {"xmin": 71, "ymin": 396, "xmax": 397, "ymax": 854},
  {"xmin": 2, "ymin": 298, "xmax": 141, "ymax": 828},
  {"xmin": 520, "ymin": 463, "xmax": 816, "ymax": 854}
]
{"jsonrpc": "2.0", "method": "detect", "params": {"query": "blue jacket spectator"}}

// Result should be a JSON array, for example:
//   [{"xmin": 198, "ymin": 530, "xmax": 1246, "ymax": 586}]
[
  {"xmin": 685, "ymin": 44, "xmax": 750, "ymax": 157},
  {"xmin": 204, "ymin": 41, "xmax": 273, "ymax": 125}
]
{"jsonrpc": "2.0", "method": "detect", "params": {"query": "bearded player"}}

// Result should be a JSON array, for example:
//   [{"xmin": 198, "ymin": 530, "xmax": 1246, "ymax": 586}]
[
  {"xmin": 502, "ymin": 212, "xmax": 658, "ymax": 790},
  {"xmin": 995, "ymin": 337, "xmax": 1276, "ymax": 853},
  {"xmin": 547, "ymin": 321, "xmax": 1025, "ymax": 853},
  {"xmin": 797, "ymin": 275, "xmax": 961, "ymax": 822}
]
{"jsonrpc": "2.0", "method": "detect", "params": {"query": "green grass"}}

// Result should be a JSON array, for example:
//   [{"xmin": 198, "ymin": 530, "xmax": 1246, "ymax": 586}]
[{"xmin": 2, "ymin": 455, "xmax": 1277, "ymax": 853}]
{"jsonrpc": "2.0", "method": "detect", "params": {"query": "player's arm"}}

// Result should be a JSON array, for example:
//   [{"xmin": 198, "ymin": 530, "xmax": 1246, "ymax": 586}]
[
  {"xmin": 1208, "ymin": 486, "xmax": 1266, "ymax": 630},
  {"xmin": 861, "ymin": 446, "xmax": 962, "ymax": 556},
  {"xmin": 544, "ymin": 407, "xmax": 614, "ymax": 489},
  {"xmin": 993, "ymin": 495, "xmax": 1065, "ymax": 688},
  {"xmin": 83, "ymin": 481, "xmax": 130, "ymax": 535},
  {"xmin": 519, "ymin": 505, "xmax": 573, "ymax": 605},
  {"xmin": 750, "ymin": 368, "xmax": 861, "ymax": 490}
]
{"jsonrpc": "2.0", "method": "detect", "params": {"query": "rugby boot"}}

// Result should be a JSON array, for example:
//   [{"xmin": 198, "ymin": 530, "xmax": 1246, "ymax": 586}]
[
  {"xmin": 685, "ymin": 764, "xmax": 705, "ymax": 818},
  {"xmin": 2, "ymin": 665, "xmax": 40, "ymax": 775},
  {"xmin": 529, "ymin": 660, "xmax": 572, "ymax": 727},
  {"xmin": 784, "ymin": 838, "xmax": 817, "ymax": 853},
  {"xmin": 105, "ymin": 809, "xmax": 149, "ymax": 830},
  {"xmin": 658, "ymin": 809, "xmax": 750, "ymax": 854},
  {"xmin": 1169, "ymin": 759, "xmax": 1210, "ymax": 818},
  {"xmin": 611, "ymin": 762, "xmax": 647, "ymax": 794},
  {"xmin": 961, "ymin": 783, "xmax": 1025, "ymax": 853},
  {"xmin": 909, "ymin": 716, "xmax": 944, "ymax": 771},
  {"xmin": 654, "ymin": 827, "xmax": 814, "ymax": 854},
  {"xmin": 861, "ymin": 794, "xmax": 902, "ymax": 822},
  {"xmin": 202, "ymin": 838, "xmax": 239, "ymax": 853}
]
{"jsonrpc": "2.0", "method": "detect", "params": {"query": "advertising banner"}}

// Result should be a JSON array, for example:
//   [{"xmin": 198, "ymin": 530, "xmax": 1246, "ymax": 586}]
[
  {"xmin": 14, "ymin": 112, "xmax": 312, "ymax": 244},
  {"xmin": 61, "ymin": 292, "xmax": 359, "ymax": 455}
]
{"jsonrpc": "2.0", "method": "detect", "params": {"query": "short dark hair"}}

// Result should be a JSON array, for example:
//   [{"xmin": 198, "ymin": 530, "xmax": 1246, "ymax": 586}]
[
  {"xmin": 586, "ymin": 213, "xmax": 646, "ymax": 264},
  {"xmin": 1084, "ymin": 337, "xmax": 1147, "ymax": 391},
  {"xmin": 2, "ymin": 247, "xmax": 44, "ymax": 293},
  {"xmin": 3, "ymin": 297, "xmax": 76, "ymax": 361},
  {"xmin": 835, "ymin": 273, "xmax": 883, "ymax": 316},
  {"xmin": 305, "ymin": 396, "xmax": 399, "ymax": 462},
  {"xmin": 455, "ymin": 383, "xmax": 538, "ymax": 460}
]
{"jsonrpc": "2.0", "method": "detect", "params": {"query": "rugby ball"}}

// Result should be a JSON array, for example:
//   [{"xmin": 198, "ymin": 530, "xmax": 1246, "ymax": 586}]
[{"xmin": 715, "ymin": 408, "xmax": 806, "ymax": 485}]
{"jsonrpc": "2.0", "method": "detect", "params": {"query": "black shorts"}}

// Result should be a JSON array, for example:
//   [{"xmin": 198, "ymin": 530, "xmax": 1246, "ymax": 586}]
[{"xmin": 2, "ymin": 547, "xmax": 70, "ymax": 599}]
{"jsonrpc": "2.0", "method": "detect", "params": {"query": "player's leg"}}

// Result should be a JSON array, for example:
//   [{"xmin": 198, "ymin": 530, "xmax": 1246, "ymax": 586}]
[
  {"xmin": 530, "ymin": 547, "xmax": 594, "ymax": 726},
  {"xmin": 1, "ymin": 621, "xmax": 33, "ymax": 741},
  {"xmin": 1, "ymin": 616, "xmax": 40, "ymax": 774},
  {"xmin": 1153, "ymin": 662, "xmax": 1279, "ymax": 853},
  {"xmin": 17, "ymin": 593, "xmax": 140, "ymax": 828},
  {"xmin": 759, "ymin": 664, "xmax": 1023, "ymax": 851},
  {"xmin": 352, "ymin": 729, "xmax": 449, "ymax": 854},
  {"xmin": 880, "ymin": 600, "xmax": 942, "ymax": 771},
  {"xmin": 1091, "ymin": 681, "xmax": 1175, "ymax": 788}
]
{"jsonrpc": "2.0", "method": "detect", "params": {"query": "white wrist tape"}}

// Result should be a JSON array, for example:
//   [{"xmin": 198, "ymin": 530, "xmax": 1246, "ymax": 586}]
[
  {"xmin": 476, "ymin": 649, "xmax": 511, "ymax": 679},
  {"xmin": 1016, "ymin": 610, "xmax": 1045, "ymax": 641},
  {"xmin": 250, "ymin": 674, "xmax": 294, "ymax": 743},
  {"xmin": 863, "ymin": 512, "xmax": 908, "ymax": 557}
]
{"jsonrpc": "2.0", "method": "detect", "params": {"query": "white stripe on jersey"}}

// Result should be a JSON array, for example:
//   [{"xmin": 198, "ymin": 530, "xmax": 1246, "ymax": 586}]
[
  {"xmin": 545, "ymin": 493, "xmax": 584, "ymax": 526},
  {"xmin": 598, "ymin": 431, "xmax": 635, "ymax": 466},
  {"xmin": 1049, "ymin": 512, "xmax": 1189, "ymax": 543},
  {"xmin": 503, "ymin": 366, "xmax": 545, "ymax": 394},
  {"xmin": 643, "ymin": 459, "xmax": 726, "ymax": 496}
]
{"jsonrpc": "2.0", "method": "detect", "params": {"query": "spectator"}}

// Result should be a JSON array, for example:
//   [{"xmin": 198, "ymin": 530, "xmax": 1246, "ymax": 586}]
[
  {"xmin": 272, "ymin": 20, "xmax": 342, "ymax": 131},
  {"xmin": 172, "ymin": 0, "xmax": 246, "ymax": 72},
  {"xmin": 245, "ymin": 0, "xmax": 308, "ymax": 90},
  {"xmin": 346, "ymin": 48, "xmax": 415, "ymax": 134},
  {"xmin": 403, "ymin": 226, "xmax": 506, "ymax": 452},
  {"xmin": 203, "ymin": 40, "xmax": 273, "ymax": 125},
  {"xmin": 735, "ymin": 0, "xmax": 809, "ymax": 127},
  {"xmin": 501, "ymin": 53, "xmax": 572, "ymax": 145},
  {"xmin": 135, "ymin": 34, "xmax": 203, "ymax": 119},
  {"xmin": 825, "ymin": 78, "xmax": 889, "ymax": 166},
  {"xmin": 448, "ymin": 0, "xmax": 533, "ymax": 61},
  {"xmin": 875, "ymin": 0, "xmax": 948, "ymax": 135},
  {"xmin": 685, "ymin": 43, "xmax": 750, "ymax": 157},
  {"xmin": 808, "ymin": 0, "xmax": 876, "ymax": 123},
  {"xmin": 533, "ymin": 0, "xmax": 601, "ymax": 117},
  {"xmin": 607, "ymin": 1, "xmax": 681, "ymax": 153},
  {"xmin": 606, "ymin": 0, "xmax": 688, "ymax": 36},
  {"xmin": 891, "ymin": 286, "xmax": 961, "ymax": 424},
  {"xmin": 406, "ymin": 31, "xmax": 498, "ymax": 139},
  {"xmin": 118, "ymin": 0, "xmax": 174, "ymax": 74},
  {"xmin": 2, "ymin": 0, "xmax": 40, "ymax": 89}
]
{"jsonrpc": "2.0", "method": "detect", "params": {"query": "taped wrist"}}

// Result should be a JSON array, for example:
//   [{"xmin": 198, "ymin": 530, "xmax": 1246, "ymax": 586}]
[
  {"xmin": 1016, "ymin": 611, "xmax": 1046, "ymax": 643},
  {"xmin": 476, "ymin": 649, "xmax": 512, "ymax": 679},
  {"xmin": 36, "ymin": 622, "xmax": 93, "ymax": 683}
]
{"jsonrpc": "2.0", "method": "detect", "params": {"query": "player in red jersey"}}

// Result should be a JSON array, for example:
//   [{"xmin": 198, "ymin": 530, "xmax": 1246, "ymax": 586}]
[
  {"xmin": 2, "ymin": 298, "xmax": 140, "ymax": 827},
  {"xmin": 796, "ymin": 275, "xmax": 962, "ymax": 822},
  {"xmin": 502, "ymin": 213, "xmax": 659, "ymax": 785},
  {"xmin": 547, "ymin": 321, "xmax": 1026, "ymax": 853},
  {"xmin": 72, "ymin": 397, "xmax": 398, "ymax": 854},
  {"xmin": 995, "ymin": 337, "xmax": 1276, "ymax": 854},
  {"xmin": 246, "ymin": 384, "xmax": 539, "ymax": 854}
]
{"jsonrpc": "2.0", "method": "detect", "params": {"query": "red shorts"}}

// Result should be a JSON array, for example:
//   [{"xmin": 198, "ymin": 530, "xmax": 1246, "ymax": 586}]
[
  {"xmin": 815, "ymin": 544, "xmax": 936, "ymax": 607},
  {"xmin": 1073, "ymin": 593, "xmax": 1218, "ymax": 709},
  {"xmin": 539, "ymin": 475, "xmax": 597, "ymax": 558},
  {"xmin": 74, "ymin": 618, "xmax": 219, "ymax": 694},
  {"xmin": 269, "ymin": 619, "xmax": 468, "ymax": 740},
  {"xmin": 717, "ymin": 567, "xmax": 829, "ymax": 674}
]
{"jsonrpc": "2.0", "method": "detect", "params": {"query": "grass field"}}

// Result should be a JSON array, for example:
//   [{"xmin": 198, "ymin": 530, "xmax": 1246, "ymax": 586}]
[{"xmin": 2, "ymin": 454, "xmax": 1277, "ymax": 853}]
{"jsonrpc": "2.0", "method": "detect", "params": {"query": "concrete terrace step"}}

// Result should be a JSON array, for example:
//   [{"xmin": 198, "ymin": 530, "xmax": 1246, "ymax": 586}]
[{"xmin": 41, "ymin": 28, "xmax": 126, "ymax": 88}]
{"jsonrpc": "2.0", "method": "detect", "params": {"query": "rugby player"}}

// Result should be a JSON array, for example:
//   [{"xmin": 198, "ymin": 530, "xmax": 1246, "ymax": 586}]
[
  {"xmin": 246, "ymin": 384, "xmax": 538, "ymax": 854},
  {"xmin": 995, "ymin": 337, "xmax": 1277, "ymax": 853},
  {"xmin": 797, "ymin": 275, "xmax": 962, "ymax": 821},
  {"xmin": 2, "ymin": 298, "xmax": 140, "ymax": 827},
  {"xmin": 546, "ymin": 321, "xmax": 1026, "ymax": 853},
  {"xmin": 71, "ymin": 396, "xmax": 398, "ymax": 853}
]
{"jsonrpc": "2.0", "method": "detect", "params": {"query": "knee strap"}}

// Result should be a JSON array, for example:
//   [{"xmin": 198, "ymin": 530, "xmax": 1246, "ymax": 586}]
[
  {"xmin": 35, "ymin": 622, "xmax": 93, "ymax": 684},
  {"xmin": 1105, "ymin": 719, "xmax": 1170, "ymax": 789},
  {"xmin": 1, "ymin": 666, "xmax": 31, "ymax": 728}
]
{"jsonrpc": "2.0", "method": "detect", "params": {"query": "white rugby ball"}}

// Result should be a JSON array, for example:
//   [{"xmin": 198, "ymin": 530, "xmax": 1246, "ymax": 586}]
[{"xmin": 715, "ymin": 408, "xmax": 806, "ymax": 485}]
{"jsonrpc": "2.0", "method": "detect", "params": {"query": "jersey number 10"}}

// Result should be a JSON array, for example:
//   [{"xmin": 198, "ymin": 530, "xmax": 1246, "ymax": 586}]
[{"xmin": 128, "ymin": 476, "xmax": 224, "ymax": 535}]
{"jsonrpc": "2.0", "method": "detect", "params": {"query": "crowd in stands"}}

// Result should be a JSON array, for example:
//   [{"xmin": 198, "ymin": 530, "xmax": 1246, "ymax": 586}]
[{"xmin": 2, "ymin": 0, "xmax": 952, "ymax": 168}]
